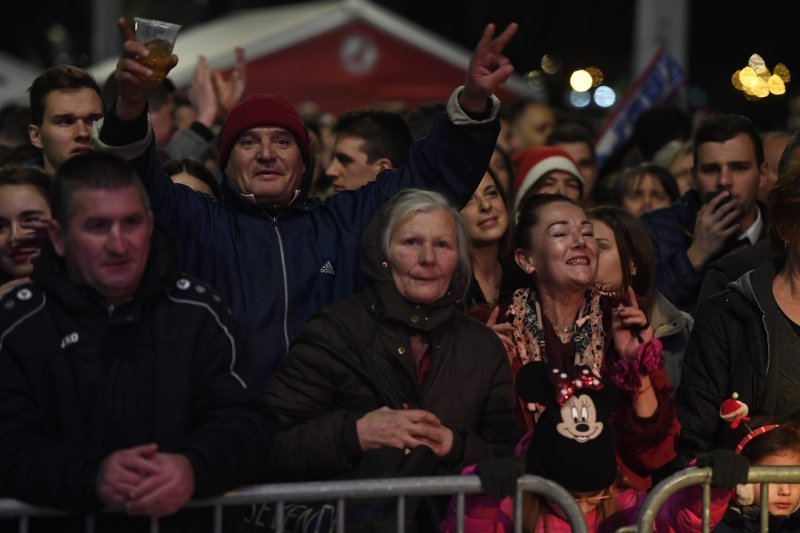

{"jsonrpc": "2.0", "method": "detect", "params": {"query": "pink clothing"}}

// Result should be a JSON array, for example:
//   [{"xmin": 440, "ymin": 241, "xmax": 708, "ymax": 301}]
[{"xmin": 440, "ymin": 466, "xmax": 731, "ymax": 533}]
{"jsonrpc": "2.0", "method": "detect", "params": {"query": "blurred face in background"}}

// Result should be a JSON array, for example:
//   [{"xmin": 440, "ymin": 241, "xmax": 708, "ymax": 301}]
[
  {"xmin": 461, "ymin": 173, "xmax": 508, "ymax": 248},
  {"xmin": 591, "ymin": 219, "xmax": 626, "ymax": 293},
  {"xmin": 621, "ymin": 173, "xmax": 672, "ymax": 216},
  {"xmin": 669, "ymin": 151, "xmax": 695, "ymax": 196},
  {"xmin": 0, "ymin": 184, "xmax": 51, "ymax": 278}
]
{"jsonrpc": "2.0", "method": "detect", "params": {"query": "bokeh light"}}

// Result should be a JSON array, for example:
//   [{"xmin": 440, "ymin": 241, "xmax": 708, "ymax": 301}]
[
  {"xmin": 541, "ymin": 54, "xmax": 562, "ymax": 75},
  {"xmin": 569, "ymin": 90, "xmax": 591, "ymax": 108},
  {"xmin": 739, "ymin": 67, "xmax": 757, "ymax": 89},
  {"xmin": 732, "ymin": 54, "xmax": 789, "ymax": 100},
  {"xmin": 570, "ymin": 69, "xmax": 593, "ymax": 92},
  {"xmin": 731, "ymin": 70, "xmax": 743, "ymax": 91},
  {"xmin": 752, "ymin": 78, "xmax": 769, "ymax": 98},
  {"xmin": 593, "ymin": 85, "xmax": 615, "ymax": 107},
  {"xmin": 585, "ymin": 66, "xmax": 604, "ymax": 88},
  {"xmin": 525, "ymin": 70, "xmax": 546, "ymax": 92},
  {"xmin": 775, "ymin": 63, "xmax": 791, "ymax": 83},
  {"xmin": 768, "ymin": 74, "xmax": 786, "ymax": 95}
]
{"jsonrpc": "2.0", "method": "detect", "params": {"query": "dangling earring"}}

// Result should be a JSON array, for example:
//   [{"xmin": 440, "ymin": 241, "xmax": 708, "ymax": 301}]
[{"xmin": 786, "ymin": 240, "xmax": 790, "ymax": 250}]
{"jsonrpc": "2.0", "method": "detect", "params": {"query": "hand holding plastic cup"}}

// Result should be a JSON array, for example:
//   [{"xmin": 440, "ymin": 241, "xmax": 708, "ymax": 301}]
[{"xmin": 134, "ymin": 17, "xmax": 181, "ymax": 81}]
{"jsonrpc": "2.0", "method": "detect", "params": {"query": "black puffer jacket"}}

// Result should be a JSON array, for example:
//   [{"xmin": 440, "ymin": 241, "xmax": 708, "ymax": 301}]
[
  {"xmin": 0, "ymin": 227, "xmax": 277, "ymax": 513},
  {"xmin": 266, "ymin": 198, "xmax": 520, "ymax": 481}
]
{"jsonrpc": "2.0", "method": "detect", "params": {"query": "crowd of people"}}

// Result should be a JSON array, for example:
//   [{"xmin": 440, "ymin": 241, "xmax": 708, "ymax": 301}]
[{"xmin": 2, "ymin": 13, "xmax": 800, "ymax": 533}]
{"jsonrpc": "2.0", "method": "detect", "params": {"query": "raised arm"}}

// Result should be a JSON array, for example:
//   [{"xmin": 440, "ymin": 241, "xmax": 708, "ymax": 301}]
[{"xmin": 113, "ymin": 17, "xmax": 178, "ymax": 121}]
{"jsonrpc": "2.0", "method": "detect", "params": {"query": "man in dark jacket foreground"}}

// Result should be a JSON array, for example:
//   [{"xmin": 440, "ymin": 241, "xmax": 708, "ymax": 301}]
[
  {"xmin": 0, "ymin": 153, "xmax": 276, "ymax": 529},
  {"xmin": 96, "ymin": 19, "xmax": 518, "ymax": 385}
]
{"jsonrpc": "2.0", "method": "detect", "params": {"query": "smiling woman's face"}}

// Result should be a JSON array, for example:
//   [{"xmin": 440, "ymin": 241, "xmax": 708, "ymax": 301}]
[
  {"xmin": 460, "ymin": 173, "xmax": 509, "ymax": 247},
  {"xmin": 0, "ymin": 184, "xmax": 51, "ymax": 279},
  {"xmin": 515, "ymin": 201, "xmax": 598, "ymax": 292}
]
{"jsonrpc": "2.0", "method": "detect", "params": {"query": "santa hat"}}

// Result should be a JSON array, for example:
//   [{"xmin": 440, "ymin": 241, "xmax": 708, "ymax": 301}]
[
  {"xmin": 512, "ymin": 147, "xmax": 583, "ymax": 213},
  {"xmin": 719, "ymin": 393, "xmax": 750, "ymax": 430}
]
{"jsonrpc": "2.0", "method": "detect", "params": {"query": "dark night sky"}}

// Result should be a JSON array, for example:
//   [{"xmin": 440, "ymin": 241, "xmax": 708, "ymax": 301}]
[{"xmin": 3, "ymin": 0, "xmax": 800, "ymax": 129}]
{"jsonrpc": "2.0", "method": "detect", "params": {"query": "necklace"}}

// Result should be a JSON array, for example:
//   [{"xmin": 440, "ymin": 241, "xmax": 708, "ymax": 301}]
[{"xmin": 553, "ymin": 322, "xmax": 574, "ymax": 343}]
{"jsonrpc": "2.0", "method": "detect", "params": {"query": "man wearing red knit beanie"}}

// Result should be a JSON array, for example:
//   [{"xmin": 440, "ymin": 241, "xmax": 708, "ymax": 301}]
[{"xmin": 95, "ymin": 18, "xmax": 518, "ymax": 386}]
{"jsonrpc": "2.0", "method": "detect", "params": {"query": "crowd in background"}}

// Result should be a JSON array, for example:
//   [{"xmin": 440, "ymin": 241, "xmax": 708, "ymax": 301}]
[{"xmin": 4, "ymin": 17, "xmax": 800, "ymax": 533}]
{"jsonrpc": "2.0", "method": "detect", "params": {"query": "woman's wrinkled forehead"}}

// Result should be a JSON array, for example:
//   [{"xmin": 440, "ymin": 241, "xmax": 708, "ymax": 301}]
[{"xmin": 531, "ymin": 201, "xmax": 590, "ymax": 232}]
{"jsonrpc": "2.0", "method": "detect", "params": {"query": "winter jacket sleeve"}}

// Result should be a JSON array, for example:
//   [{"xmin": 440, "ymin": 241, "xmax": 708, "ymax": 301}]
[
  {"xmin": 265, "ymin": 317, "xmax": 368, "ymax": 481},
  {"xmin": 322, "ymin": 87, "xmax": 499, "ymax": 234},
  {"xmin": 613, "ymin": 366, "xmax": 681, "ymax": 490},
  {"xmin": 171, "ymin": 294, "xmax": 279, "ymax": 498},
  {"xmin": 0, "ymin": 332, "xmax": 107, "ymax": 512},
  {"xmin": 675, "ymin": 295, "xmax": 739, "ymax": 460},
  {"xmin": 448, "ymin": 332, "xmax": 520, "ymax": 470},
  {"xmin": 95, "ymin": 109, "xmax": 219, "ymax": 249},
  {"xmin": 163, "ymin": 122, "xmax": 214, "ymax": 160}
]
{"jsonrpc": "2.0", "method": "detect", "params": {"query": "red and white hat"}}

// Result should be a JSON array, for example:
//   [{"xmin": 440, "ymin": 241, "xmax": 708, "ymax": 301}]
[{"xmin": 512, "ymin": 147, "xmax": 583, "ymax": 213}]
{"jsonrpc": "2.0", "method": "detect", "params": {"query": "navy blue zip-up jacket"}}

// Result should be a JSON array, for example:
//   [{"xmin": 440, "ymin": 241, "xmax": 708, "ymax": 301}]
[{"xmin": 97, "ymin": 90, "xmax": 499, "ymax": 385}]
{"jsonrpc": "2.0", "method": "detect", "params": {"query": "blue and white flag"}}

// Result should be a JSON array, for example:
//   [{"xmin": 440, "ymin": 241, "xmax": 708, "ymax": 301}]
[{"xmin": 595, "ymin": 49, "xmax": 686, "ymax": 168}]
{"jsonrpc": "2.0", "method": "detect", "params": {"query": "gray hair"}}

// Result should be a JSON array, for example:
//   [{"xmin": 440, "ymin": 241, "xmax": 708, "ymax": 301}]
[{"xmin": 381, "ymin": 188, "xmax": 472, "ymax": 290}]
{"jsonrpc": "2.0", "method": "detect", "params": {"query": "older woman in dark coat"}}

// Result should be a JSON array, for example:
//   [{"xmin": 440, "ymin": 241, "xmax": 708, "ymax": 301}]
[{"xmin": 267, "ymin": 188, "xmax": 520, "ymax": 483}]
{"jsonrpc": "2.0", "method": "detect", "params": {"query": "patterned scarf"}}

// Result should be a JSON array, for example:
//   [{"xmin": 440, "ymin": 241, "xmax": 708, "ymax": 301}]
[{"xmin": 507, "ymin": 286, "xmax": 605, "ymax": 378}]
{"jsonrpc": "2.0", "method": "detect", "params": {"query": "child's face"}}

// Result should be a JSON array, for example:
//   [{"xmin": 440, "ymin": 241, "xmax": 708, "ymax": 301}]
[
  {"xmin": 572, "ymin": 489, "xmax": 610, "ymax": 514},
  {"xmin": 753, "ymin": 452, "xmax": 800, "ymax": 516}
]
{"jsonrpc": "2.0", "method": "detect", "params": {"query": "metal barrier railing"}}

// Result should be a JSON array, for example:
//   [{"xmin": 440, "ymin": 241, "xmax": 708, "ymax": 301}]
[
  {"xmin": 615, "ymin": 465, "xmax": 800, "ymax": 533},
  {"xmin": 0, "ymin": 474, "xmax": 588, "ymax": 533}
]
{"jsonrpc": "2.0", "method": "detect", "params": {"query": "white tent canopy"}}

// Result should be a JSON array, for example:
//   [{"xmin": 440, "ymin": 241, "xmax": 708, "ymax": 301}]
[{"xmin": 0, "ymin": 51, "xmax": 43, "ymax": 109}]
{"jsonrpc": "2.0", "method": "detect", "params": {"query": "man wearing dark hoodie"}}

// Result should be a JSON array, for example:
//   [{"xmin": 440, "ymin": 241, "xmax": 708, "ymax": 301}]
[{"xmin": 94, "ymin": 19, "xmax": 519, "ymax": 385}]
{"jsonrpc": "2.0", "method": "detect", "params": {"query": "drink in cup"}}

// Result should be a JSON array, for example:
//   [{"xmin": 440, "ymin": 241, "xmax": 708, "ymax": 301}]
[{"xmin": 133, "ymin": 18, "xmax": 181, "ymax": 81}]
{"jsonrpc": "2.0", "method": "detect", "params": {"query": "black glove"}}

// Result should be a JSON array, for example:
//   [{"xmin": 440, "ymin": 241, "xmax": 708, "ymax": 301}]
[
  {"xmin": 475, "ymin": 457, "xmax": 525, "ymax": 499},
  {"xmin": 696, "ymin": 449, "xmax": 750, "ymax": 489}
]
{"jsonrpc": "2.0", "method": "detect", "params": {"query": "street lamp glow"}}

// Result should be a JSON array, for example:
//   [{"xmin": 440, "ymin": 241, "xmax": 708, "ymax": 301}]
[
  {"xmin": 569, "ymin": 90, "xmax": 591, "ymax": 108},
  {"xmin": 570, "ymin": 69, "xmax": 593, "ymax": 92},
  {"xmin": 593, "ymin": 86, "xmax": 616, "ymax": 107}
]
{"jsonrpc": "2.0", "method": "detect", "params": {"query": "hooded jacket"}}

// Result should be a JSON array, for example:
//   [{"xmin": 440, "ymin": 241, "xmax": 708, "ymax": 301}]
[
  {"xmin": 265, "ymin": 198, "xmax": 520, "ymax": 481},
  {"xmin": 676, "ymin": 256, "xmax": 800, "ymax": 458},
  {"xmin": 96, "ymin": 90, "xmax": 500, "ymax": 386},
  {"xmin": 0, "ymin": 227, "xmax": 277, "ymax": 514}
]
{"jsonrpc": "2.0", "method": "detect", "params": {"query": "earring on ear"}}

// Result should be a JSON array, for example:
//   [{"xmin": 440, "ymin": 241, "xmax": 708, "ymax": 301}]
[{"xmin": 786, "ymin": 240, "xmax": 790, "ymax": 250}]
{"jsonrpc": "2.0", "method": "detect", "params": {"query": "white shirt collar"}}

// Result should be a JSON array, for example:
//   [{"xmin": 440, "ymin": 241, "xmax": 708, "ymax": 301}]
[{"xmin": 739, "ymin": 205, "xmax": 763, "ymax": 245}]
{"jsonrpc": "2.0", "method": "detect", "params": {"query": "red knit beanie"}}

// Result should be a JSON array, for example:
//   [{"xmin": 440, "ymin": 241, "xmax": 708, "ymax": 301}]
[
  {"xmin": 218, "ymin": 94, "xmax": 311, "ymax": 171},
  {"xmin": 512, "ymin": 146, "xmax": 583, "ymax": 212}
]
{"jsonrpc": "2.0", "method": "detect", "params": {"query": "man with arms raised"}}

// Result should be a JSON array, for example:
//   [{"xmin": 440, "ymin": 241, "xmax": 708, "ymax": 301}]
[{"xmin": 96, "ymin": 19, "xmax": 518, "ymax": 384}]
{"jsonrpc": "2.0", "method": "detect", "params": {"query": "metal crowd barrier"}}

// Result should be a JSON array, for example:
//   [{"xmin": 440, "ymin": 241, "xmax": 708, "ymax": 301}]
[
  {"xmin": 0, "ymin": 474, "xmax": 587, "ymax": 533},
  {"xmin": 615, "ymin": 465, "xmax": 800, "ymax": 533}
]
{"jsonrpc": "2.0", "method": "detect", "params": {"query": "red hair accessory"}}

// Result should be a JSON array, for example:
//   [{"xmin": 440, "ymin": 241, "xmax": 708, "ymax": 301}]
[
  {"xmin": 551, "ymin": 367, "xmax": 603, "ymax": 406},
  {"xmin": 736, "ymin": 424, "xmax": 781, "ymax": 454}
]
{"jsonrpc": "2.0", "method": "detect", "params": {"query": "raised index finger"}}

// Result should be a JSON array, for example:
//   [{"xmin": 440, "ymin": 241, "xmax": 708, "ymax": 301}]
[
  {"xmin": 625, "ymin": 285, "xmax": 639, "ymax": 310},
  {"xmin": 489, "ymin": 22, "xmax": 519, "ymax": 54}
]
